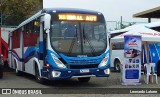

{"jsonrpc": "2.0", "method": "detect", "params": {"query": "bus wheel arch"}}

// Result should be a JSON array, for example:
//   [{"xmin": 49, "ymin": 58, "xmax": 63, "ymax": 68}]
[
  {"xmin": 33, "ymin": 59, "xmax": 41, "ymax": 76},
  {"xmin": 14, "ymin": 58, "xmax": 22, "ymax": 76},
  {"xmin": 13, "ymin": 58, "xmax": 17, "ymax": 69},
  {"xmin": 34, "ymin": 59, "xmax": 46, "ymax": 84},
  {"xmin": 114, "ymin": 58, "xmax": 121, "ymax": 72}
]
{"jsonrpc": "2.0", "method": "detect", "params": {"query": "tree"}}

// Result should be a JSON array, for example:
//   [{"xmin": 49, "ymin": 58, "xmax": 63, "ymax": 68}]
[
  {"xmin": 0, "ymin": 0, "xmax": 42, "ymax": 26},
  {"xmin": 120, "ymin": 22, "xmax": 136, "ymax": 29}
]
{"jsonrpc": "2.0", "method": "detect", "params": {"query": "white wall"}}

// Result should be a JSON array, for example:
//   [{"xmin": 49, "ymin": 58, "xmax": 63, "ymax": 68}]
[{"xmin": 1, "ymin": 27, "xmax": 15, "ymax": 43}]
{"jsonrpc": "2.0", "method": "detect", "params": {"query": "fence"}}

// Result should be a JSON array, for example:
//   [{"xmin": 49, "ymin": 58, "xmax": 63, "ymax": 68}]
[{"xmin": 106, "ymin": 21, "xmax": 147, "ymax": 31}]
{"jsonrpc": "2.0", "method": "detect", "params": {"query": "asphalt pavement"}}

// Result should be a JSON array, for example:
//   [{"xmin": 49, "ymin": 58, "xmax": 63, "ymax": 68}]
[{"xmin": 0, "ymin": 71, "xmax": 160, "ymax": 97}]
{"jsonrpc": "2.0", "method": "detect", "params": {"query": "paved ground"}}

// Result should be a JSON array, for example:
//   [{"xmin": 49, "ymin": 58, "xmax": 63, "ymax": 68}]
[
  {"xmin": 1, "ymin": 71, "xmax": 160, "ymax": 88},
  {"xmin": 0, "ymin": 71, "xmax": 160, "ymax": 97}
]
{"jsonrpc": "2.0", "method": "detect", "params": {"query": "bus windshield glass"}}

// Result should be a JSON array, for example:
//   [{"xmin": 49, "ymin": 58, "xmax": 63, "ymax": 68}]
[{"xmin": 50, "ymin": 21, "xmax": 107, "ymax": 57}]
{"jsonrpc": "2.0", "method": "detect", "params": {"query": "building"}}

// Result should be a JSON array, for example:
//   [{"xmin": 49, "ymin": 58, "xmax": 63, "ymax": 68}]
[{"xmin": 133, "ymin": 6, "xmax": 160, "ymax": 23}]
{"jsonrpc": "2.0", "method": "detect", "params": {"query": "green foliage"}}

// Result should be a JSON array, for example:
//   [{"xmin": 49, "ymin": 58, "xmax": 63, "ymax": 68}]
[
  {"xmin": 0, "ymin": 0, "xmax": 42, "ymax": 26},
  {"xmin": 121, "ymin": 22, "xmax": 136, "ymax": 29}
]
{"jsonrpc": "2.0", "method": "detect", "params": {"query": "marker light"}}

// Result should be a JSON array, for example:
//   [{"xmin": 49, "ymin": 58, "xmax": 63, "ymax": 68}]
[{"xmin": 46, "ymin": 64, "xmax": 50, "ymax": 67}]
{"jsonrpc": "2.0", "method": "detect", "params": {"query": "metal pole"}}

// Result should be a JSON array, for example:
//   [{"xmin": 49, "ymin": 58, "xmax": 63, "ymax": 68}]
[
  {"xmin": 120, "ymin": 16, "xmax": 122, "ymax": 29},
  {"xmin": 148, "ymin": 18, "xmax": 151, "ymax": 23}
]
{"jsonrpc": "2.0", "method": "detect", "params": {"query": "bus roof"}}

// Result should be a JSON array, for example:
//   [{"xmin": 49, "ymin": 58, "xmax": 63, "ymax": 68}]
[
  {"xmin": 17, "ymin": 10, "xmax": 43, "ymax": 29},
  {"xmin": 43, "ymin": 8, "xmax": 101, "ymax": 14},
  {"xmin": 14, "ymin": 8, "xmax": 102, "ymax": 32}
]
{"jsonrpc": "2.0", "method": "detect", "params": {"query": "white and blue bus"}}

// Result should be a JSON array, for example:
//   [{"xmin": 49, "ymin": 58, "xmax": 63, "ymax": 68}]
[{"xmin": 8, "ymin": 8, "xmax": 110, "ymax": 83}]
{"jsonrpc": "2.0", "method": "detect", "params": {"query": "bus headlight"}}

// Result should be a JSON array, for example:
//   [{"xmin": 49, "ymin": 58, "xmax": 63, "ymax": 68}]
[
  {"xmin": 99, "ymin": 54, "xmax": 109, "ymax": 67},
  {"xmin": 51, "ymin": 54, "xmax": 66, "ymax": 68}
]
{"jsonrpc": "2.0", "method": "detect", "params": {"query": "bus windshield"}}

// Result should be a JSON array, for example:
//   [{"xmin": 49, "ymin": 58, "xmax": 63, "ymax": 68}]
[{"xmin": 50, "ymin": 21, "xmax": 107, "ymax": 57}]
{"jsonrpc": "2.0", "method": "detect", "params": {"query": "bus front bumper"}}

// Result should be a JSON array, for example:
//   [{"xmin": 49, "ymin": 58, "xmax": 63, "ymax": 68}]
[{"xmin": 48, "ymin": 67, "xmax": 110, "ymax": 80}]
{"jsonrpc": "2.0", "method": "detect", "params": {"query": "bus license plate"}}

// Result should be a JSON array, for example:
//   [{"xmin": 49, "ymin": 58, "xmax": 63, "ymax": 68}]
[{"xmin": 80, "ymin": 69, "xmax": 89, "ymax": 73}]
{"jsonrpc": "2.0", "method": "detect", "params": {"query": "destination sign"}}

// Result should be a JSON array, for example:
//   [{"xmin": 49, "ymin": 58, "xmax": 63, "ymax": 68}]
[{"xmin": 58, "ymin": 13, "xmax": 97, "ymax": 21}]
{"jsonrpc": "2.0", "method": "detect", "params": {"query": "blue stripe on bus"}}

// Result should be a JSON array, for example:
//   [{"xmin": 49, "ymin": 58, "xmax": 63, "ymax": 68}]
[
  {"xmin": 46, "ymin": 49, "xmax": 110, "ymax": 68},
  {"xmin": 10, "ymin": 47, "xmax": 43, "ymax": 63}
]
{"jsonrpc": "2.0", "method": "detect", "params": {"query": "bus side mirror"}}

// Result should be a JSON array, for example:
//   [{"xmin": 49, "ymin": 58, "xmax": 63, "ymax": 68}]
[{"xmin": 44, "ymin": 14, "xmax": 51, "ymax": 30}]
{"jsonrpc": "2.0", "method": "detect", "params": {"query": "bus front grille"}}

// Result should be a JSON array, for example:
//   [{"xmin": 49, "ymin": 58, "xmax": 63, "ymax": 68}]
[{"xmin": 67, "ymin": 64, "xmax": 99, "ymax": 69}]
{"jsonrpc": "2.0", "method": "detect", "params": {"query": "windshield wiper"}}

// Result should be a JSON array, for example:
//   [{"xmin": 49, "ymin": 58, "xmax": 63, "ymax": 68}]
[
  {"xmin": 68, "ymin": 25, "xmax": 78, "ymax": 55},
  {"xmin": 82, "ymin": 26, "xmax": 95, "ymax": 56}
]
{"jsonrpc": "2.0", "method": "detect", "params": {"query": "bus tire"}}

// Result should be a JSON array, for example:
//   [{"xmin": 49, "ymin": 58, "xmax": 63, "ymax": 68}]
[
  {"xmin": 0, "ymin": 65, "xmax": 3, "ymax": 79},
  {"xmin": 14, "ymin": 60, "xmax": 22, "ymax": 76},
  {"xmin": 15, "ymin": 68, "xmax": 23, "ymax": 76},
  {"xmin": 157, "ymin": 61, "xmax": 160, "ymax": 76},
  {"xmin": 114, "ymin": 59, "xmax": 121, "ymax": 72},
  {"xmin": 78, "ymin": 77, "xmax": 91, "ymax": 82},
  {"xmin": 35, "ymin": 65, "xmax": 46, "ymax": 84}
]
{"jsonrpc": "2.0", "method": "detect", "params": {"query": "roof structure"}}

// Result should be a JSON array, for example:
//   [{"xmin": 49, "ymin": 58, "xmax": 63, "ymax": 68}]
[{"xmin": 133, "ymin": 6, "xmax": 160, "ymax": 22}]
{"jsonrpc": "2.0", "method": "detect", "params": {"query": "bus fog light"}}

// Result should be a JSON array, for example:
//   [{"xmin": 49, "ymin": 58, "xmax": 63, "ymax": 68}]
[
  {"xmin": 104, "ymin": 69, "xmax": 110, "ymax": 74},
  {"xmin": 52, "ymin": 70, "xmax": 61, "ymax": 77}
]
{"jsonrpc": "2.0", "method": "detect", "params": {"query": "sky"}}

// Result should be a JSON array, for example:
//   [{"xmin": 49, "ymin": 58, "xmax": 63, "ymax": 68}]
[
  {"xmin": 43, "ymin": 0, "xmax": 160, "ymax": 30},
  {"xmin": 43, "ymin": 0, "xmax": 160, "ymax": 22}
]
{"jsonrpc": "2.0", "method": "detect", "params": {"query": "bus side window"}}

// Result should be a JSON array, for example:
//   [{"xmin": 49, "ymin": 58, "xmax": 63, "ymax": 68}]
[
  {"xmin": 112, "ymin": 44, "xmax": 116, "ymax": 50},
  {"xmin": 116, "ymin": 44, "xmax": 120, "ymax": 50},
  {"xmin": 121, "ymin": 43, "xmax": 124, "ymax": 49},
  {"xmin": 112, "ymin": 43, "xmax": 124, "ymax": 50}
]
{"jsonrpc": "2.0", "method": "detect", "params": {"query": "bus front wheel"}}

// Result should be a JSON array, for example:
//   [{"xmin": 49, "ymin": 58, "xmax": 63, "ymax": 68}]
[{"xmin": 78, "ymin": 77, "xmax": 91, "ymax": 82}]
